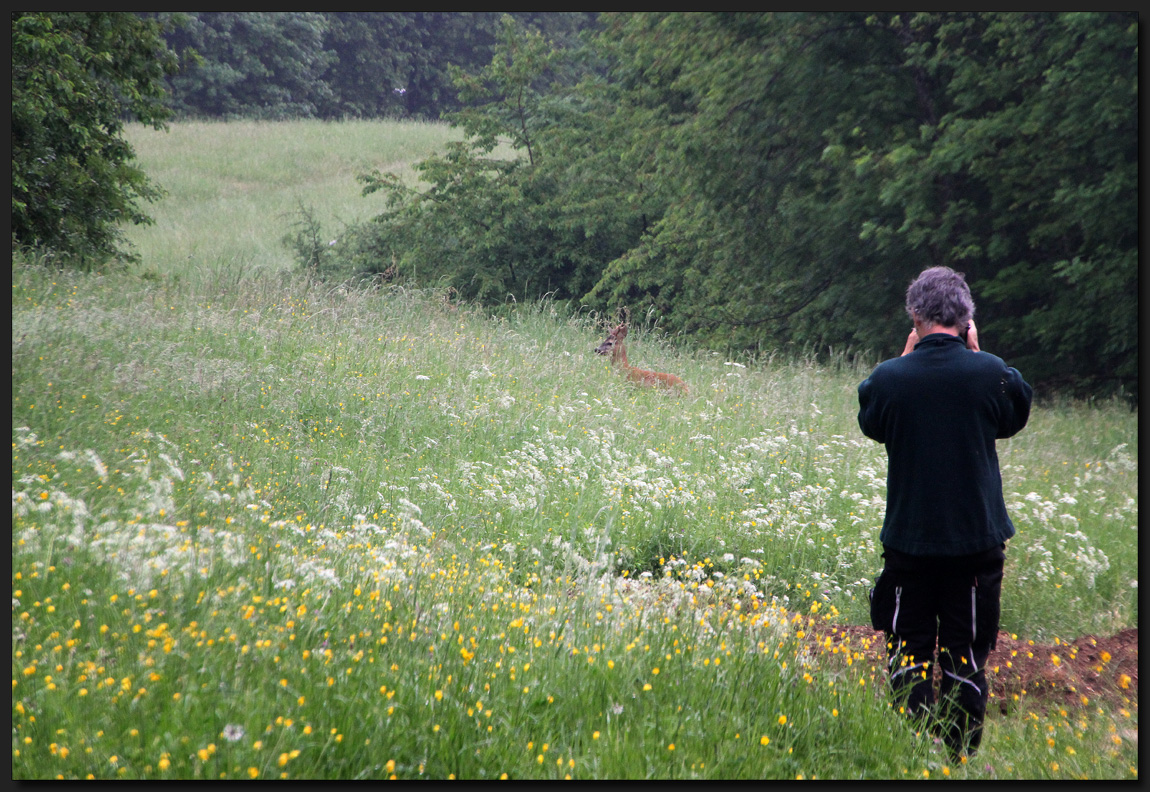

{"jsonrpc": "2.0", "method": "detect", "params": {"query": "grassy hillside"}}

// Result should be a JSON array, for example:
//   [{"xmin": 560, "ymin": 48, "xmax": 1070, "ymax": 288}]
[
  {"xmin": 11, "ymin": 120, "xmax": 1137, "ymax": 780},
  {"xmin": 121, "ymin": 119, "xmax": 465, "ymax": 278}
]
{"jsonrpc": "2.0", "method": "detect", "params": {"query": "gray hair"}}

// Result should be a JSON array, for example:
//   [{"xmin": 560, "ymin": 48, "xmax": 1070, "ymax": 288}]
[{"xmin": 905, "ymin": 266, "xmax": 974, "ymax": 329}]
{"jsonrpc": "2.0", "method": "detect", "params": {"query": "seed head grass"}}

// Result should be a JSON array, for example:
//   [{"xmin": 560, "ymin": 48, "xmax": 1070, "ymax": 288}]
[{"xmin": 13, "ymin": 265, "xmax": 1136, "ymax": 780}]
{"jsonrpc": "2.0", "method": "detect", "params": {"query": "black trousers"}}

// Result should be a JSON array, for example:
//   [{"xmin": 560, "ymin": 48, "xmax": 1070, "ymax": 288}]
[{"xmin": 869, "ymin": 543, "xmax": 1005, "ymax": 758}]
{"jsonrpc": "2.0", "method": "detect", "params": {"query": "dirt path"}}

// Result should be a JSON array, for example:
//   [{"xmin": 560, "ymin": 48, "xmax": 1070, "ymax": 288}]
[{"xmin": 810, "ymin": 625, "xmax": 1138, "ymax": 714}]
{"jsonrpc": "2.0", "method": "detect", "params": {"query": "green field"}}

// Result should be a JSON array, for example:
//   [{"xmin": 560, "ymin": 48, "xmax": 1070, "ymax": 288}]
[
  {"xmin": 119, "ymin": 119, "xmax": 466, "ymax": 278},
  {"xmin": 11, "ymin": 120, "xmax": 1137, "ymax": 780}
]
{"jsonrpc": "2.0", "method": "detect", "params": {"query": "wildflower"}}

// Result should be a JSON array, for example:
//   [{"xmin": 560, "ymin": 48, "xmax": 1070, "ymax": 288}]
[
  {"xmin": 760, "ymin": 736, "xmax": 770, "ymax": 746},
  {"xmin": 778, "ymin": 715, "xmax": 787, "ymax": 726},
  {"xmin": 1119, "ymin": 674, "xmax": 1131, "ymax": 689},
  {"xmin": 223, "ymin": 724, "xmax": 245, "ymax": 743},
  {"xmin": 248, "ymin": 768, "xmax": 259, "ymax": 778}
]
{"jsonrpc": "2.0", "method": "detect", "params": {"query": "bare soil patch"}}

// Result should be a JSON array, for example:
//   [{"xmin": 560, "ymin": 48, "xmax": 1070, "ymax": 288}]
[{"xmin": 810, "ymin": 624, "xmax": 1138, "ymax": 714}]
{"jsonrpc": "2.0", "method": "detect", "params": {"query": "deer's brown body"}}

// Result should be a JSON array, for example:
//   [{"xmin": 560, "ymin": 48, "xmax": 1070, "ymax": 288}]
[{"xmin": 595, "ymin": 323, "xmax": 687, "ymax": 393}]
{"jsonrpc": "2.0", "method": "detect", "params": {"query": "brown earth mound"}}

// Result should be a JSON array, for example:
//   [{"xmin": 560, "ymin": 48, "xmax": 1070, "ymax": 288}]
[{"xmin": 810, "ymin": 625, "xmax": 1138, "ymax": 714}]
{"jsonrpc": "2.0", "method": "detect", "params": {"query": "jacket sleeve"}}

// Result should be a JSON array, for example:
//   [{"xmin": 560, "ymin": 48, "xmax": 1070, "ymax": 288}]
[
  {"xmin": 995, "ymin": 365, "xmax": 1033, "ymax": 439},
  {"xmin": 857, "ymin": 374, "xmax": 886, "ymax": 444}
]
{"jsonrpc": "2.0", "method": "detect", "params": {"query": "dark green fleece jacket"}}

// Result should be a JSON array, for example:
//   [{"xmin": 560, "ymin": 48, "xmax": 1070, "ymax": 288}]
[{"xmin": 857, "ymin": 333, "xmax": 1033, "ymax": 556}]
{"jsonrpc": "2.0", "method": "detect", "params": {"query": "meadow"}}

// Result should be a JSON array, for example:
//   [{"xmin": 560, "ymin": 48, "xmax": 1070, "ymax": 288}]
[{"xmin": 11, "ymin": 120, "xmax": 1137, "ymax": 780}]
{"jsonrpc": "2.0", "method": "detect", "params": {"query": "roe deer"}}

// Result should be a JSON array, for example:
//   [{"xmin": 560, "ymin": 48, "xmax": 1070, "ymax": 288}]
[{"xmin": 595, "ymin": 323, "xmax": 687, "ymax": 393}]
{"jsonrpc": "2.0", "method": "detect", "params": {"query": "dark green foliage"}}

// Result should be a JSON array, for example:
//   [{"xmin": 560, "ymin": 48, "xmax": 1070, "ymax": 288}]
[
  {"xmin": 161, "ymin": 12, "xmax": 335, "ymax": 120},
  {"xmin": 845, "ymin": 13, "xmax": 1138, "ymax": 397},
  {"xmin": 581, "ymin": 12, "xmax": 1136, "ymax": 398},
  {"xmin": 328, "ymin": 16, "xmax": 638, "ymax": 303},
  {"xmin": 291, "ymin": 12, "xmax": 1137, "ymax": 399},
  {"xmin": 583, "ymin": 13, "xmax": 919, "ymax": 355},
  {"xmin": 320, "ymin": 12, "xmax": 421, "ymax": 119},
  {"xmin": 11, "ymin": 12, "xmax": 180, "ymax": 266},
  {"xmin": 280, "ymin": 203, "xmax": 336, "ymax": 274},
  {"xmin": 159, "ymin": 12, "xmax": 599, "ymax": 121}
]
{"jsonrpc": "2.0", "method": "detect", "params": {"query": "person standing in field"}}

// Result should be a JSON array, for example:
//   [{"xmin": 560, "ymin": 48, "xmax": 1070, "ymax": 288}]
[{"xmin": 857, "ymin": 266, "xmax": 1033, "ymax": 761}]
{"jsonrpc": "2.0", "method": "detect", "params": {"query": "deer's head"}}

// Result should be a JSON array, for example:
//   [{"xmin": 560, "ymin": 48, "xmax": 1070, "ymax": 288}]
[{"xmin": 595, "ymin": 323, "xmax": 628, "ymax": 356}]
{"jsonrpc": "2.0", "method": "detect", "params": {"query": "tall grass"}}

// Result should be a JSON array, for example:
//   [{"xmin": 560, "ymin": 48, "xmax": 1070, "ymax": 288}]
[
  {"xmin": 121, "ymin": 119, "xmax": 465, "ymax": 278},
  {"xmin": 11, "ymin": 120, "xmax": 1137, "ymax": 780}
]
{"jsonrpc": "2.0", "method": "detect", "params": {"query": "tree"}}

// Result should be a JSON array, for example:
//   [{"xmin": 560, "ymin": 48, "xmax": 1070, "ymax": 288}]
[
  {"xmin": 313, "ymin": 12, "xmax": 1135, "ymax": 398},
  {"xmin": 158, "ymin": 13, "xmax": 599, "ymax": 121},
  {"xmin": 843, "ymin": 12, "xmax": 1138, "ymax": 394},
  {"xmin": 583, "ymin": 12, "xmax": 918, "ymax": 353},
  {"xmin": 581, "ymin": 12, "xmax": 1136, "ymax": 396},
  {"xmin": 162, "ymin": 12, "xmax": 335, "ymax": 120},
  {"xmin": 12, "ymin": 12, "xmax": 181, "ymax": 266},
  {"xmin": 341, "ymin": 15, "xmax": 629, "ymax": 302},
  {"xmin": 320, "ymin": 12, "xmax": 420, "ymax": 119}
]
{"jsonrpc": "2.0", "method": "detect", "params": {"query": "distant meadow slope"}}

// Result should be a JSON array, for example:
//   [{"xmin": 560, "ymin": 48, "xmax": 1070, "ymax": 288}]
[
  {"xmin": 121, "ymin": 119, "xmax": 466, "ymax": 277},
  {"xmin": 11, "ymin": 120, "xmax": 1137, "ymax": 780}
]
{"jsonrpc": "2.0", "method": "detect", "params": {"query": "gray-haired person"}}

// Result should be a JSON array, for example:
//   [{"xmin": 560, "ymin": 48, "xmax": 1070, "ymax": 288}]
[{"xmin": 857, "ymin": 266, "xmax": 1033, "ymax": 760}]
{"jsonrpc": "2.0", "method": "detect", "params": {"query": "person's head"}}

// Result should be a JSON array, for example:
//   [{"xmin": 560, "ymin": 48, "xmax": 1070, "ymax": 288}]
[{"xmin": 905, "ymin": 266, "xmax": 974, "ymax": 330}]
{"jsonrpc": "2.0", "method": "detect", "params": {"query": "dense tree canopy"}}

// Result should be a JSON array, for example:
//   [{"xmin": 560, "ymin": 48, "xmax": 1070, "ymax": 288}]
[
  {"xmin": 11, "ymin": 12, "xmax": 180, "ymax": 265},
  {"xmin": 156, "ymin": 12, "xmax": 598, "ymax": 120},
  {"xmin": 326, "ymin": 12, "xmax": 1136, "ymax": 399},
  {"xmin": 160, "ymin": 12, "xmax": 335, "ymax": 120}
]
